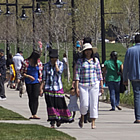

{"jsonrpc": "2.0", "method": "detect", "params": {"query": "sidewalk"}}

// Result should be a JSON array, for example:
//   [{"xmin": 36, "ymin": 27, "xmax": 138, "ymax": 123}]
[{"xmin": 1, "ymin": 84, "xmax": 140, "ymax": 140}]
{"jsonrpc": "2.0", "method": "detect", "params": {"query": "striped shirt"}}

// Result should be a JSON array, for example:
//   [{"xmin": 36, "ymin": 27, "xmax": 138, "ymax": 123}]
[
  {"xmin": 42, "ymin": 60, "xmax": 63, "ymax": 91},
  {"xmin": 20, "ymin": 59, "xmax": 43, "ymax": 82},
  {"xmin": 75, "ymin": 58, "xmax": 103, "ymax": 86}
]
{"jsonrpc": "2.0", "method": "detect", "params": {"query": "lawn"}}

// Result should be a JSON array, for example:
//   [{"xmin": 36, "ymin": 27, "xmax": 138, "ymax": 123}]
[
  {"xmin": 0, "ymin": 106, "xmax": 27, "ymax": 120},
  {"xmin": 0, "ymin": 123, "xmax": 76, "ymax": 140},
  {"xmin": 0, "ymin": 106, "xmax": 76, "ymax": 140}
]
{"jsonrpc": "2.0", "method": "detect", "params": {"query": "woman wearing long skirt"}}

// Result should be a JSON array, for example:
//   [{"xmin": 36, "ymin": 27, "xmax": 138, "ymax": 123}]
[{"xmin": 40, "ymin": 49, "xmax": 73, "ymax": 128}]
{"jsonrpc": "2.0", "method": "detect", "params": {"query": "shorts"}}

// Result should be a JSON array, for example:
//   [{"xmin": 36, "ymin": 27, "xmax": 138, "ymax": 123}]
[{"xmin": 16, "ymin": 70, "xmax": 22, "ymax": 79}]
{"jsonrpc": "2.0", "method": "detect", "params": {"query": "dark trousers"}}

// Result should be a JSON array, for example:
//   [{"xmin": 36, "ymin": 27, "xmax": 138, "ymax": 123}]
[
  {"xmin": 0, "ymin": 77, "xmax": 6, "ymax": 98},
  {"xmin": 26, "ymin": 83, "xmax": 40, "ymax": 115}
]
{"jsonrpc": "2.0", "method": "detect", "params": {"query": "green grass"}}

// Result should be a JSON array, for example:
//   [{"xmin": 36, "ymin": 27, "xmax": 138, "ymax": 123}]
[
  {"xmin": 0, "ymin": 123, "xmax": 76, "ymax": 140},
  {"xmin": 0, "ymin": 106, "xmax": 76, "ymax": 140},
  {"xmin": 0, "ymin": 106, "xmax": 28, "ymax": 120},
  {"xmin": 97, "ymin": 42, "xmax": 127, "ymax": 63}
]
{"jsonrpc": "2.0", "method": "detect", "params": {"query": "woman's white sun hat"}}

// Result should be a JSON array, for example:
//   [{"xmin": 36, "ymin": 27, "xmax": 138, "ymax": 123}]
[{"xmin": 81, "ymin": 43, "xmax": 93, "ymax": 52}]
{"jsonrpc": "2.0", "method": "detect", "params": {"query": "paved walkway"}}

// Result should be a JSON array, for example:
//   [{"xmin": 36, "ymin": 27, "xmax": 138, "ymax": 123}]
[{"xmin": 1, "ymin": 84, "xmax": 140, "ymax": 140}]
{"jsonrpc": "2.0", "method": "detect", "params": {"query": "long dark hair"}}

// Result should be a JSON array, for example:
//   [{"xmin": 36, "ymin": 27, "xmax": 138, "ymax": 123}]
[
  {"xmin": 82, "ymin": 49, "xmax": 95, "ymax": 62},
  {"xmin": 28, "ymin": 50, "xmax": 41, "ymax": 65},
  {"xmin": 110, "ymin": 51, "xmax": 119, "ymax": 73}
]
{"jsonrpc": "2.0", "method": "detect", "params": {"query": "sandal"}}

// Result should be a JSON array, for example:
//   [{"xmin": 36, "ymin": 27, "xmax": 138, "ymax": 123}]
[
  {"xmin": 50, "ymin": 125, "xmax": 55, "ymax": 128},
  {"xmin": 91, "ymin": 125, "xmax": 96, "ymax": 129},
  {"xmin": 29, "ymin": 116, "xmax": 40, "ymax": 119}
]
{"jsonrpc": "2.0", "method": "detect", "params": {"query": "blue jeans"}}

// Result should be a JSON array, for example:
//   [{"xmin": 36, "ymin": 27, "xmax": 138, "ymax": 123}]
[
  {"xmin": 131, "ymin": 81, "xmax": 140, "ymax": 120},
  {"xmin": 107, "ymin": 81, "xmax": 120, "ymax": 110}
]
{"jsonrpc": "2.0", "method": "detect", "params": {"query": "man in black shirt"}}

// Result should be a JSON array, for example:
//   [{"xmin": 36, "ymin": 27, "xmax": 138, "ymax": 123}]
[{"xmin": 0, "ymin": 49, "xmax": 6, "ymax": 100}]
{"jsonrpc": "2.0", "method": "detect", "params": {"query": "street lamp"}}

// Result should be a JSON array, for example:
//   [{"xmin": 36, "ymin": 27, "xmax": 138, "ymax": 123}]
[
  {"xmin": 0, "ymin": 0, "xmax": 19, "ymax": 63},
  {"xmin": 20, "ymin": 0, "xmax": 38, "ymax": 51},
  {"xmin": 0, "ymin": 6, "xmax": 2, "ymax": 14},
  {"xmin": 20, "ymin": 0, "xmax": 66, "ymax": 51},
  {"xmin": 54, "ymin": 0, "xmax": 66, "ymax": 8},
  {"xmin": 4, "ymin": 6, "xmax": 12, "ymax": 15}
]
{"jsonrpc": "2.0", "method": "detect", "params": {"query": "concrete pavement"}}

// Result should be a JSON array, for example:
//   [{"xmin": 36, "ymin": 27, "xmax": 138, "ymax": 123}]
[{"xmin": 1, "ymin": 84, "xmax": 140, "ymax": 140}]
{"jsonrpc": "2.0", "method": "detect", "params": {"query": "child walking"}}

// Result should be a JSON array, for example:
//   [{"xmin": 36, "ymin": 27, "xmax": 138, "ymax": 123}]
[{"xmin": 67, "ymin": 87, "xmax": 79, "ymax": 119}]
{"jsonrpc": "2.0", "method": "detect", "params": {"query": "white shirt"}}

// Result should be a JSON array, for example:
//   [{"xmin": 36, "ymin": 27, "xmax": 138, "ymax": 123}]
[
  {"xmin": 62, "ymin": 57, "xmax": 67, "ymax": 70},
  {"xmin": 13, "ymin": 53, "xmax": 24, "ymax": 71}
]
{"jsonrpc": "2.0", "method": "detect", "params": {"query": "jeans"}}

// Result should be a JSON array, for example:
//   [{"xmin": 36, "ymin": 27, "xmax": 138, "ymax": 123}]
[
  {"xmin": 107, "ymin": 81, "xmax": 120, "ymax": 110},
  {"xmin": 131, "ymin": 81, "xmax": 140, "ymax": 120}
]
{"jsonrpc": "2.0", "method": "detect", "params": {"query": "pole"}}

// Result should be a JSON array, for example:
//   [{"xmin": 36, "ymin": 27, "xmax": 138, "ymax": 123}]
[
  {"xmin": 101, "ymin": 0, "xmax": 106, "ymax": 63},
  {"xmin": 139, "ymin": 0, "xmax": 140, "ymax": 31},
  {"xmin": 32, "ymin": 0, "xmax": 35, "ymax": 51},
  {"xmin": 6, "ymin": 0, "xmax": 10, "ymax": 63},
  {"xmin": 71, "ymin": 0, "xmax": 76, "ymax": 70},
  {"xmin": 48, "ymin": 0, "xmax": 51, "ymax": 44},
  {"xmin": 16, "ymin": 0, "xmax": 19, "ymax": 53}
]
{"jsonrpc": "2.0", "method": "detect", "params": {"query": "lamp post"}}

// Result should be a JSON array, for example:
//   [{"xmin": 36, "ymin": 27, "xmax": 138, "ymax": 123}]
[
  {"xmin": 21, "ymin": 0, "xmax": 65, "ymax": 51},
  {"xmin": 101, "ymin": 0, "xmax": 106, "ymax": 64},
  {"xmin": 7, "ymin": 1, "xmax": 19, "ymax": 52},
  {"xmin": 21, "ymin": 0, "xmax": 36, "ymax": 51},
  {"xmin": 0, "ymin": 0, "xmax": 19, "ymax": 63},
  {"xmin": 71, "ymin": 0, "xmax": 76, "ymax": 73}
]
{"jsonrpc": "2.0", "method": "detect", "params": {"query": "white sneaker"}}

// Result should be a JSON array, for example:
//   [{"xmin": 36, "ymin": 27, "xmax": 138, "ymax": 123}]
[
  {"xmin": 0, "ymin": 97, "xmax": 6, "ymax": 100},
  {"xmin": 2, "ymin": 97, "xmax": 6, "ymax": 100}
]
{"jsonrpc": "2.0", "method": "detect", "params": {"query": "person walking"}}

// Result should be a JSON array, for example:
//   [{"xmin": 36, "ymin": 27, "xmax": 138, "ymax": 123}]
[
  {"xmin": 73, "ymin": 37, "xmax": 93, "ymax": 123},
  {"xmin": 40, "ymin": 49, "xmax": 73, "ymax": 128},
  {"xmin": 20, "ymin": 50, "xmax": 43, "ymax": 119},
  {"xmin": 123, "ymin": 34, "xmax": 140, "ymax": 123},
  {"xmin": 75, "ymin": 43, "xmax": 104, "ymax": 129},
  {"xmin": 7, "ymin": 61, "xmax": 16, "ymax": 89},
  {"xmin": 0, "ymin": 49, "xmax": 6, "ymax": 100},
  {"xmin": 13, "ymin": 51, "xmax": 24, "ymax": 90},
  {"xmin": 67, "ymin": 87, "xmax": 79, "ymax": 119},
  {"xmin": 103, "ymin": 51, "xmax": 123, "ymax": 111}
]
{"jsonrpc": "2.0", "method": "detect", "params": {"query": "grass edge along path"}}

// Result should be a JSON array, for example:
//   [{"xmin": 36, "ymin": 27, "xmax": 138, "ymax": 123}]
[
  {"xmin": 0, "ymin": 123, "xmax": 76, "ymax": 140},
  {"xmin": 0, "ymin": 106, "xmax": 76, "ymax": 140},
  {"xmin": 0, "ymin": 106, "xmax": 28, "ymax": 120}
]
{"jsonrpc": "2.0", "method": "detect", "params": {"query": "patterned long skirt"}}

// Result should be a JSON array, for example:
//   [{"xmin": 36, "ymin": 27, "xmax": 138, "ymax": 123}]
[{"xmin": 44, "ymin": 89, "xmax": 74, "ymax": 124}]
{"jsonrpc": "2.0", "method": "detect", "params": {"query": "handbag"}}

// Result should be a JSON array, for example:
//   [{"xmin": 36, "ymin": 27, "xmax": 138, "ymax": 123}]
[
  {"xmin": 117, "ymin": 67, "xmax": 126, "ymax": 93},
  {"xmin": 120, "ymin": 75, "xmax": 126, "ymax": 93}
]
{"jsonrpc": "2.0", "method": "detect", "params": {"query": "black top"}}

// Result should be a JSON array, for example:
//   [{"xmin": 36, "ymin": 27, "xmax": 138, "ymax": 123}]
[
  {"xmin": 6, "ymin": 58, "xmax": 13, "ymax": 69},
  {"xmin": 0, "ymin": 56, "xmax": 6, "ymax": 78}
]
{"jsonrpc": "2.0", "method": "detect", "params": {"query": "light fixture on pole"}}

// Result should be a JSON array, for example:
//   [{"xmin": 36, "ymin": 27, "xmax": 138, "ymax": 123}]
[
  {"xmin": 0, "ymin": 6, "xmax": 3, "ymax": 14},
  {"xmin": 20, "ymin": 9, "xmax": 28, "ymax": 20},
  {"xmin": 35, "ymin": 3, "xmax": 42, "ymax": 14},
  {"xmin": 54, "ymin": 0, "xmax": 66, "ymax": 8},
  {"xmin": 4, "ymin": 6, "xmax": 12, "ymax": 16}
]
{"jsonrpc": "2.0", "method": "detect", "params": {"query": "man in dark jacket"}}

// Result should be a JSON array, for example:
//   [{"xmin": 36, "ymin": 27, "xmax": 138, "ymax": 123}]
[{"xmin": 0, "ymin": 49, "xmax": 6, "ymax": 100}]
